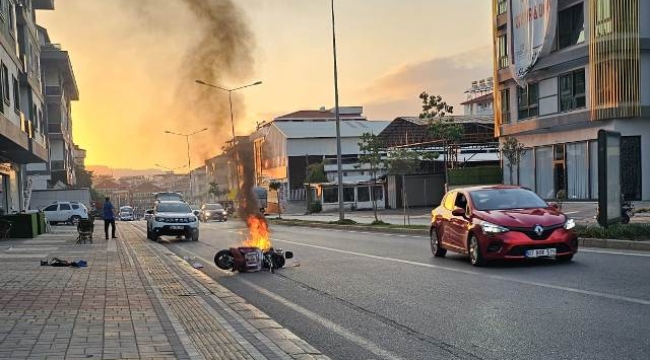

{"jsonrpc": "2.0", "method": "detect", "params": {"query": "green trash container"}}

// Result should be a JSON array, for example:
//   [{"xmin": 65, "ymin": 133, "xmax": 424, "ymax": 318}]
[
  {"xmin": 1, "ymin": 213, "xmax": 38, "ymax": 238},
  {"xmin": 37, "ymin": 212, "xmax": 46, "ymax": 235}
]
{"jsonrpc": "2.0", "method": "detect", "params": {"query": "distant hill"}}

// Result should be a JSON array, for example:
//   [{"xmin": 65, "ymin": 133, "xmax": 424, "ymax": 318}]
[{"xmin": 86, "ymin": 165, "xmax": 164, "ymax": 179}]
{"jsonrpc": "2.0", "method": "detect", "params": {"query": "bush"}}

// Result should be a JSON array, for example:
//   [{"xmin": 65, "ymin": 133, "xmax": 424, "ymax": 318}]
[
  {"xmin": 370, "ymin": 220, "xmax": 389, "ymax": 226},
  {"xmin": 329, "ymin": 219, "xmax": 358, "ymax": 225},
  {"xmin": 575, "ymin": 224, "xmax": 650, "ymax": 240},
  {"xmin": 309, "ymin": 201, "xmax": 322, "ymax": 213}
]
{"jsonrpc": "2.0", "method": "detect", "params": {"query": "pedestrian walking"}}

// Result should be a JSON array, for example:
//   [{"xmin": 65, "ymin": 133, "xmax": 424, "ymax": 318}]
[{"xmin": 103, "ymin": 197, "xmax": 117, "ymax": 239}]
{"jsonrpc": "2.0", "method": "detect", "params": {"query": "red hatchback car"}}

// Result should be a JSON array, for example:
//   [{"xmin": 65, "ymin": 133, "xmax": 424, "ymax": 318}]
[{"xmin": 430, "ymin": 186, "xmax": 578, "ymax": 266}]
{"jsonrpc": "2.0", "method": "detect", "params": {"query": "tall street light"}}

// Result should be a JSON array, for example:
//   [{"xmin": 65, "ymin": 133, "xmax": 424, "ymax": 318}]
[
  {"xmin": 154, "ymin": 163, "xmax": 187, "ymax": 192},
  {"xmin": 195, "ymin": 79, "xmax": 262, "ymax": 190},
  {"xmin": 164, "ymin": 128, "xmax": 208, "ymax": 201},
  {"xmin": 330, "ymin": 0, "xmax": 345, "ymax": 221}
]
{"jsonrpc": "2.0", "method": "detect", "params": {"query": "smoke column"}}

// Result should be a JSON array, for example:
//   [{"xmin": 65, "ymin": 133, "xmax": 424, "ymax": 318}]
[{"xmin": 123, "ymin": 0, "xmax": 255, "ymax": 163}]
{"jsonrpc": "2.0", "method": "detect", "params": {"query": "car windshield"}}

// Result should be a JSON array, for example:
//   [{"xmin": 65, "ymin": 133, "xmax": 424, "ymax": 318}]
[
  {"xmin": 469, "ymin": 188, "xmax": 549, "ymax": 211},
  {"xmin": 205, "ymin": 204, "xmax": 223, "ymax": 210},
  {"xmin": 156, "ymin": 203, "xmax": 192, "ymax": 213}
]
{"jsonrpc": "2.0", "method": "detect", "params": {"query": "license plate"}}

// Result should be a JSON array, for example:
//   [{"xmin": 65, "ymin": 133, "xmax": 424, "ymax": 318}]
[
  {"xmin": 525, "ymin": 248, "xmax": 557, "ymax": 258},
  {"xmin": 169, "ymin": 225, "xmax": 184, "ymax": 230}
]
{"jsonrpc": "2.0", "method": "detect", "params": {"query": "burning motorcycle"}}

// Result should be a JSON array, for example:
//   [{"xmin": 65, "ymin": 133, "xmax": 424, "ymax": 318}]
[{"xmin": 214, "ymin": 247, "xmax": 293, "ymax": 273}]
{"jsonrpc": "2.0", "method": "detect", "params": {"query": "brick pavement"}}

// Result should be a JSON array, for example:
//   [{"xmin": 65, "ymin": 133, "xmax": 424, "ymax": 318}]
[{"xmin": 0, "ymin": 223, "xmax": 330, "ymax": 360}]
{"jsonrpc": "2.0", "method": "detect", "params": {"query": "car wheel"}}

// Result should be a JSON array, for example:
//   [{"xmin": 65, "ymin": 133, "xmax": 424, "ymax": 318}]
[
  {"xmin": 468, "ymin": 235, "xmax": 486, "ymax": 267},
  {"xmin": 71, "ymin": 216, "xmax": 81, "ymax": 225},
  {"xmin": 191, "ymin": 230, "xmax": 199, "ymax": 242},
  {"xmin": 557, "ymin": 254, "xmax": 574, "ymax": 262},
  {"xmin": 146, "ymin": 228, "xmax": 152, "ymax": 240},
  {"xmin": 430, "ymin": 228, "xmax": 446, "ymax": 257}
]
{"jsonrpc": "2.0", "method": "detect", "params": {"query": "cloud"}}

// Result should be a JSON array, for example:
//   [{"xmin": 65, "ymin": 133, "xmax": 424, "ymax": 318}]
[{"xmin": 360, "ymin": 46, "xmax": 493, "ymax": 120}]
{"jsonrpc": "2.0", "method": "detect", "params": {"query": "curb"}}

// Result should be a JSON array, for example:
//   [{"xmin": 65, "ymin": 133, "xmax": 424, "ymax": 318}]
[{"xmin": 270, "ymin": 220, "xmax": 650, "ymax": 252}]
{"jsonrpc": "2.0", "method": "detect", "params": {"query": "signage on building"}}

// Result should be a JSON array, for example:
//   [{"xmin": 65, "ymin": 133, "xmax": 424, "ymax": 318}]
[{"xmin": 509, "ymin": 0, "xmax": 557, "ymax": 86}]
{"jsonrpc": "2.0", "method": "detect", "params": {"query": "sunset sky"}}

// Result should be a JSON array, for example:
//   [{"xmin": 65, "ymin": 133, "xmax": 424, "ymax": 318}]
[{"xmin": 37, "ymin": 0, "xmax": 492, "ymax": 171}]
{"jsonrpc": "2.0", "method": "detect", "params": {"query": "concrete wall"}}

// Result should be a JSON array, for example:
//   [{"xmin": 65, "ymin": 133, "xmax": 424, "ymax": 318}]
[{"xmin": 287, "ymin": 138, "xmax": 362, "ymax": 157}]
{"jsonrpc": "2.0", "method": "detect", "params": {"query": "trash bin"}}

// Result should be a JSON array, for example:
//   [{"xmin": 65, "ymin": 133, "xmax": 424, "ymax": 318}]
[
  {"xmin": 1, "ymin": 213, "xmax": 38, "ymax": 238},
  {"xmin": 37, "ymin": 212, "xmax": 46, "ymax": 234}
]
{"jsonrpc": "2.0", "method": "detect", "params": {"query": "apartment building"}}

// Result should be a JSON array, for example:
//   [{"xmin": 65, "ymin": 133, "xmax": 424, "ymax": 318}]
[
  {"xmin": 0, "ymin": 0, "xmax": 52, "ymax": 213},
  {"xmin": 493, "ymin": 0, "xmax": 650, "ymax": 201},
  {"xmin": 36, "ymin": 24, "xmax": 79, "ymax": 189}
]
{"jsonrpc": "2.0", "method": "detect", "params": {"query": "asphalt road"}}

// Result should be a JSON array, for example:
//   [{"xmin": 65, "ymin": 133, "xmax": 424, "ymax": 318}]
[{"xmin": 128, "ymin": 220, "xmax": 650, "ymax": 360}]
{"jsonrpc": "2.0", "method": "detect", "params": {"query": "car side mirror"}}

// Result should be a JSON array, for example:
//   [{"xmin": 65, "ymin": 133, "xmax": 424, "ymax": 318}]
[
  {"xmin": 284, "ymin": 251, "xmax": 293, "ymax": 259},
  {"xmin": 193, "ymin": 210, "xmax": 200, "ymax": 216},
  {"xmin": 451, "ymin": 207, "xmax": 465, "ymax": 217},
  {"xmin": 548, "ymin": 202, "xmax": 559, "ymax": 210}
]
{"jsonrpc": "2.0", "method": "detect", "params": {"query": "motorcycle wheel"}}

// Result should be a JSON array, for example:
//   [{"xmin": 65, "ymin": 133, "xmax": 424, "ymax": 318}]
[
  {"xmin": 214, "ymin": 250, "xmax": 235, "ymax": 270},
  {"xmin": 271, "ymin": 252, "xmax": 286, "ymax": 269}
]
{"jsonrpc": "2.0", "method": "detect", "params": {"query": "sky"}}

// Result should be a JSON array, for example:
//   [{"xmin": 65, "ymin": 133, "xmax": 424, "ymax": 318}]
[{"xmin": 37, "ymin": 0, "xmax": 492, "ymax": 172}]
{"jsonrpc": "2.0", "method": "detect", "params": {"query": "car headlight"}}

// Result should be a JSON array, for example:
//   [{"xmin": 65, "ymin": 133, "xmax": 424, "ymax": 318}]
[
  {"xmin": 564, "ymin": 218, "xmax": 576, "ymax": 230},
  {"xmin": 190, "ymin": 216, "xmax": 198, "ymax": 222},
  {"xmin": 481, "ymin": 221, "xmax": 509, "ymax": 234},
  {"xmin": 155, "ymin": 216, "xmax": 164, "ymax": 222},
  {"xmin": 222, "ymin": 210, "xmax": 227, "ymax": 215},
  {"xmin": 205, "ymin": 211, "xmax": 211, "ymax": 216}
]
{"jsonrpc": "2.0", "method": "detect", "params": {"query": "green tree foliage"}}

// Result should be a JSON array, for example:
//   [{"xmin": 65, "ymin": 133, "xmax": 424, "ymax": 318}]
[
  {"xmin": 305, "ymin": 162, "xmax": 328, "ymax": 183},
  {"xmin": 74, "ymin": 164, "xmax": 94, "ymax": 188},
  {"xmin": 419, "ymin": 92, "xmax": 463, "ymax": 167},
  {"xmin": 500, "ymin": 137, "xmax": 527, "ymax": 185},
  {"xmin": 357, "ymin": 132, "xmax": 386, "ymax": 221},
  {"xmin": 208, "ymin": 182, "xmax": 227, "ymax": 200}
]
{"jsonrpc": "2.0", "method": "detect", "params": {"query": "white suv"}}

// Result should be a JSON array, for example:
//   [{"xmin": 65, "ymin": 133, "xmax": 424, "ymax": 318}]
[
  {"xmin": 146, "ymin": 201, "xmax": 199, "ymax": 241},
  {"xmin": 42, "ymin": 201, "xmax": 89, "ymax": 225}
]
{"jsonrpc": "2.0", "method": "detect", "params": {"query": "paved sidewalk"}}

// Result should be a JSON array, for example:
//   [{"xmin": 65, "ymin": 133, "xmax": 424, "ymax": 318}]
[{"xmin": 0, "ymin": 224, "xmax": 329, "ymax": 360}]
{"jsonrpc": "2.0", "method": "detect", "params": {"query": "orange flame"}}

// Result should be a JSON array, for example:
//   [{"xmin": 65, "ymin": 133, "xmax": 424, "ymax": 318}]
[{"xmin": 243, "ymin": 215, "xmax": 272, "ymax": 252}]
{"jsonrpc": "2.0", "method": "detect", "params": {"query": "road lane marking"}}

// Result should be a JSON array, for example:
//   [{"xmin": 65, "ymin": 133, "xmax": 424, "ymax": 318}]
[
  {"xmin": 237, "ymin": 278, "xmax": 407, "ymax": 360},
  {"xmin": 272, "ymin": 238, "xmax": 650, "ymax": 307},
  {"xmin": 579, "ymin": 248, "xmax": 650, "ymax": 257}
]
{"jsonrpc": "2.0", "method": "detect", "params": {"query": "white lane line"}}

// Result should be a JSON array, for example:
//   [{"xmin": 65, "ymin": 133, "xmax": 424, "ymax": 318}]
[
  {"xmin": 237, "ymin": 278, "xmax": 407, "ymax": 360},
  {"xmin": 564, "ymin": 211, "xmax": 580, "ymax": 215},
  {"xmin": 271, "ymin": 237, "xmax": 650, "ymax": 306},
  {"xmin": 579, "ymin": 248, "xmax": 650, "ymax": 257}
]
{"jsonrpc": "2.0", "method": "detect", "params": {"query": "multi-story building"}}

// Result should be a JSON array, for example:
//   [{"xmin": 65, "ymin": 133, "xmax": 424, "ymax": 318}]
[
  {"xmin": 190, "ymin": 165, "xmax": 207, "ymax": 205},
  {"xmin": 251, "ymin": 107, "xmax": 389, "ymax": 201},
  {"xmin": 493, "ymin": 0, "xmax": 650, "ymax": 200},
  {"xmin": 462, "ymin": 78, "xmax": 494, "ymax": 116},
  {"xmin": 37, "ymin": 25, "xmax": 79, "ymax": 188},
  {"xmin": 0, "ymin": 0, "xmax": 51, "ymax": 213},
  {"xmin": 73, "ymin": 144, "xmax": 85, "ymax": 166}
]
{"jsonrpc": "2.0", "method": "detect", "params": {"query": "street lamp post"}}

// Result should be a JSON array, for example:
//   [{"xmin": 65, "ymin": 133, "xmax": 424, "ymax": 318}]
[
  {"xmin": 164, "ymin": 128, "xmax": 208, "ymax": 202},
  {"xmin": 195, "ymin": 79, "xmax": 262, "ymax": 190},
  {"xmin": 330, "ymin": 0, "xmax": 345, "ymax": 221}
]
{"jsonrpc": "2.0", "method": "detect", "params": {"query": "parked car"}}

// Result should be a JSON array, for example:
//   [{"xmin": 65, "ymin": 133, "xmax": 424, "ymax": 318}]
[
  {"xmin": 42, "ymin": 201, "xmax": 89, "ymax": 225},
  {"xmin": 146, "ymin": 201, "xmax": 199, "ymax": 241},
  {"xmin": 429, "ymin": 186, "xmax": 578, "ymax": 266},
  {"xmin": 143, "ymin": 209, "xmax": 154, "ymax": 221},
  {"xmin": 119, "ymin": 206, "xmax": 134, "ymax": 221},
  {"xmin": 200, "ymin": 203, "xmax": 228, "ymax": 222}
]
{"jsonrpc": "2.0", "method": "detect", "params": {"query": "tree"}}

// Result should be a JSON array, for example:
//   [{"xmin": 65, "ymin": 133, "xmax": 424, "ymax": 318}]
[
  {"xmin": 500, "ymin": 137, "xmax": 527, "ymax": 185},
  {"xmin": 304, "ymin": 161, "xmax": 327, "ymax": 214},
  {"xmin": 269, "ymin": 181, "xmax": 283, "ymax": 219},
  {"xmin": 357, "ymin": 132, "xmax": 386, "ymax": 222},
  {"xmin": 74, "ymin": 164, "xmax": 94, "ymax": 188},
  {"xmin": 419, "ymin": 92, "xmax": 463, "ymax": 187},
  {"xmin": 387, "ymin": 148, "xmax": 420, "ymax": 225},
  {"xmin": 208, "ymin": 182, "xmax": 227, "ymax": 201}
]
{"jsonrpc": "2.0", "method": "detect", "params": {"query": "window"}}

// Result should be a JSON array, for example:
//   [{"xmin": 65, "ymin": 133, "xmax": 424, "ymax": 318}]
[
  {"xmin": 323, "ymin": 188, "xmax": 338, "ymax": 203},
  {"xmin": 0, "ymin": 0, "xmax": 6, "ymax": 21},
  {"xmin": 1, "ymin": 63, "xmax": 9, "ymax": 106},
  {"xmin": 43, "ymin": 204, "xmax": 57, "ymax": 212},
  {"xmin": 498, "ymin": 35, "xmax": 509, "ymax": 69},
  {"xmin": 12, "ymin": 76, "xmax": 18, "ymax": 112},
  {"xmin": 559, "ymin": 69, "xmax": 586, "ymax": 111},
  {"xmin": 343, "ymin": 187, "xmax": 354, "ymax": 202},
  {"xmin": 454, "ymin": 193, "xmax": 468, "ymax": 211},
  {"xmin": 7, "ymin": 0, "xmax": 14, "ymax": 35},
  {"xmin": 558, "ymin": 3, "xmax": 585, "ymax": 49},
  {"xmin": 497, "ymin": 0, "xmax": 507, "ymax": 15},
  {"xmin": 517, "ymin": 83, "xmax": 538, "ymax": 120},
  {"xmin": 501, "ymin": 89, "xmax": 510, "ymax": 123},
  {"xmin": 72, "ymin": 204, "xmax": 80, "ymax": 210},
  {"xmin": 357, "ymin": 187, "xmax": 370, "ymax": 202},
  {"xmin": 443, "ymin": 192, "xmax": 456, "ymax": 210},
  {"xmin": 594, "ymin": 0, "xmax": 612, "ymax": 37},
  {"xmin": 59, "ymin": 203, "xmax": 71, "ymax": 211}
]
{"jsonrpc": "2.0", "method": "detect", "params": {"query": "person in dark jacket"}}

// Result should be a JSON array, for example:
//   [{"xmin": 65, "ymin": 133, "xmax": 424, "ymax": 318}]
[{"xmin": 103, "ymin": 197, "xmax": 117, "ymax": 239}]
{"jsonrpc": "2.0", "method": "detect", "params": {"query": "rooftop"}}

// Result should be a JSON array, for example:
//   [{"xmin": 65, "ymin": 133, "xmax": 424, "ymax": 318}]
[{"xmin": 273, "ymin": 120, "xmax": 390, "ymax": 139}]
